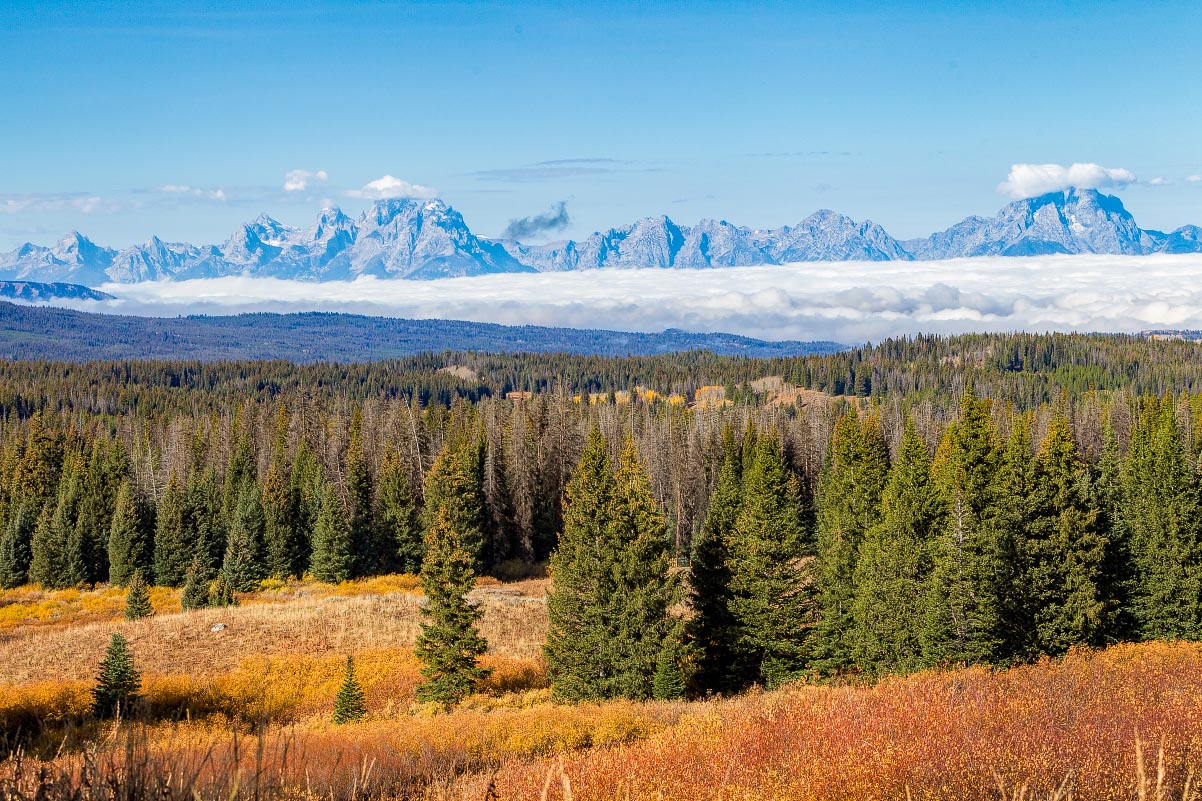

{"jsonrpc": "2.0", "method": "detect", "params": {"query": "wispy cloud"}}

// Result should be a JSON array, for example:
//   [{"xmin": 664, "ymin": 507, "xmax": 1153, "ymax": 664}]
[
  {"xmin": 0, "ymin": 192, "xmax": 127, "ymax": 215},
  {"xmin": 75, "ymin": 253, "xmax": 1202, "ymax": 345},
  {"xmin": 998, "ymin": 163, "xmax": 1137, "ymax": 199},
  {"xmin": 1188, "ymin": 175, "xmax": 1202, "ymax": 184},
  {"xmin": 473, "ymin": 158, "xmax": 664, "ymax": 183},
  {"xmin": 282, "ymin": 169, "xmax": 328, "ymax": 192},
  {"xmin": 502, "ymin": 201, "xmax": 570, "ymax": 239},
  {"xmin": 344, "ymin": 175, "xmax": 438, "ymax": 200},
  {"xmin": 158, "ymin": 184, "xmax": 227, "ymax": 201}
]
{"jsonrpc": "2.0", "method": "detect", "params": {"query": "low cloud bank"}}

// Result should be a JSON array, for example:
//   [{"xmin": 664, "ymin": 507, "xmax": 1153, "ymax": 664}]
[{"xmin": 60, "ymin": 254, "xmax": 1202, "ymax": 345}]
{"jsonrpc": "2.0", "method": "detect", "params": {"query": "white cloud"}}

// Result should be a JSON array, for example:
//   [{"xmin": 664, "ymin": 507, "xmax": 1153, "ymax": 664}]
[
  {"xmin": 1146, "ymin": 177, "xmax": 1171, "ymax": 187},
  {"xmin": 998, "ymin": 163, "xmax": 1137, "ymax": 199},
  {"xmin": 65, "ymin": 253, "xmax": 1202, "ymax": 345},
  {"xmin": 158, "ymin": 184, "xmax": 227, "ymax": 201},
  {"xmin": 344, "ymin": 175, "xmax": 438, "ymax": 200},
  {"xmin": 0, "ymin": 193, "xmax": 124, "ymax": 215},
  {"xmin": 1188, "ymin": 175, "xmax": 1202, "ymax": 183},
  {"xmin": 282, "ymin": 169, "xmax": 329, "ymax": 192}
]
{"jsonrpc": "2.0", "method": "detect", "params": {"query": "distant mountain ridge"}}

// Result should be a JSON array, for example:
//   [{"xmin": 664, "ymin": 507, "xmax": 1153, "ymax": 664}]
[
  {"xmin": 0, "ymin": 302, "xmax": 841, "ymax": 362},
  {"xmin": 2, "ymin": 188, "xmax": 1198, "ymax": 286},
  {"xmin": 0, "ymin": 280, "xmax": 113, "ymax": 302}
]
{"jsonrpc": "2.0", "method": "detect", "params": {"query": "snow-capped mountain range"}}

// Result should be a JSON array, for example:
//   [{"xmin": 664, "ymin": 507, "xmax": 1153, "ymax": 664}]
[{"xmin": 2, "ymin": 189, "xmax": 1199, "ymax": 286}]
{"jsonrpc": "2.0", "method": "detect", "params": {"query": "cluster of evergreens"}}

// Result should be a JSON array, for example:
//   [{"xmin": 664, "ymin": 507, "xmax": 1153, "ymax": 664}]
[{"xmin": 9, "ymin": 333, "xmax": 1202, "ymax": 707}]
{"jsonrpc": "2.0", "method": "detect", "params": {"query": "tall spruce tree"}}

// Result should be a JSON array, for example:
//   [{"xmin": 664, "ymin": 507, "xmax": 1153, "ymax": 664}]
[
  {"xmin": 29, "ymin": 505, "xmax": 63, "ymax": 589},
  {"xmin": 107, "ymin": 481, "xmax": 150, "ymax": 587},
  {"xmin": 180, "ymin": 557, "xmax": 209, "ymax": 611},
  {"xmin": 1123, "ymin": 398, "xmax": 1202, "ymax": 640},
  {"xmin": 222, "ymin": 479, "xmax": 267, "ymax": 592},
  {"xmin": 262, "ymin": 458, "xmax": 299, "ymax": 579},
  {"xmin": 414, "ymin": 508, "xmax": 490, "ymax": 707},
  {"xmin": 688, "ymin": 426, "xmax": 744, "ymax": 695},
  {"xmin": 922, "ymin": 389, "xmax": 1006, "ymax": 667},
  {"xmin": 152, "ymin": 475, "xmax": 192, "ymax": 587},
  {"xmin": 989, "ymin": 417, "xmax": 1035, "ymax": 660},
  {"xmin": 72, "ymin": 440, "xmax": 129, "ymax": 585},
  {"xmin": 186, "ymin": 467, "xmax": 226, "ymax": 579},
  {"xmin": 310, "ymin": 483, "xmax": 354, "ymax": 583},
  {"xmin": 727, "ymin": 435, "xmax": 814, "ymax": 688},
  {"xmin": 422, "ymin": 431, "xmax": 487, "ymax": 571},
  {"xmin": 0, "ymin": 503, "xmax": 34, "ymax": 589},
  {"xmin": 602, "ymin": 438, "xmax": 679, "ymax": 700},
  {"xmin": 345, "ymin": 409, "xmax": 376, "ymax": 577},
  {"xmin": 1022, "ymin": 418, "xmax": 1106, "ymax": 655},
  {"xmin": 375, "ymin": 446, "xmax": 423, "ymax": 574},
  {"xmin": 813, "ymin": 413, "xmax": 889, "ymax": 673},
  {"xmin": 851, "ymin": 418, "xmax": 941, "ymax": 675},
  {"xmin": 1094, "ymin": 418, "xmax": 1137, "ymax": 642},
  {"xmin": 545, "ymin": 428, "xmax": 618, "ymax": 701}
]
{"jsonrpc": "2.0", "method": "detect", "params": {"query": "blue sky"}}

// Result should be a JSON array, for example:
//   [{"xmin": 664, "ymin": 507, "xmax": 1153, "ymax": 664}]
[{"xmin": 2, "ymin": 0, "xmax": 1201, "ymax": 250}]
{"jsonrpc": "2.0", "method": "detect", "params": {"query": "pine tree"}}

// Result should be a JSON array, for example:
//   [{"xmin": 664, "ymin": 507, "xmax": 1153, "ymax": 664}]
[
  {"xmin": 180, "ymin": 557, "xmax": 209, "ymax": 611},
  {"xmin": 31, "ymin": 454, "xmax": 84, "ymax": 589},
  {"xmin": 187, "ymin": 467, "xmax": 226, "ymax": 579},
  {"xmin": 921, "ymin": 389, "xmax": 1006, "ymax": 667},
  {"xmin": 0, "ymin": 503, "xmax": 34, "ymax": 589},
  {"xmin": 29, "ymin": 504, "xmax": 63, "ymax": 588},
  {"xmin": 223, "ymin": 431, "xmax": 256, "ymax": 525},
  {"xmin": 222, "ymin": 479, "xmax": 267, "ymax": 592},
  {"xmin": 813, "ymin": 413, "xmax": 889, "ymax": 673},
  {"xmin": 988, "ymin": 417, "xmax": 1036, "ymax": 660},
  {"xmin": 423, "ymin": 432, "xmax": 487, "ymax": 572},
  {"xmin": 208, "ymin": 570, "xmax": 238, "ymax": 607},
  {"xmin": 310, "ymin": 483, "xmax": 354, "ymax": 583},
  {"xmin": 72, "ymin": 440, "xmax": 129, "ymax": 585},
  {"xmin": 375, "ymin": 446, "xmax": 423, "ymax": 574},
  {"xmin": 545, "ymin": 428, "xmax": 617, "ymax": 701},
  {"xmin": 687, "ymin": 426, "xmax": 743, "ymax": 695},
  {"xmin": 1094, "ymin": 418, "xmax": 1136, "ymax": 641},
  {"xmin": 727, "ymin": 436, "xmax": 814, "ymax": 688},
  {"xmin": 1022, "ymin": 417, "xmax": 1106, "ymax": 655},
  {"xmin": 107, "ymin": 481, "xmax": 150, "ymax": 587},
  {"xmin": 124, "ymin": 570, "xmax": 154, "ymax": 620},
  {"xmin": 652, "ymin": 621, "xmax": 689, "ymax": 700},
  {"xmin": 332, "ymin": 655, "xmax": 368, "ymax": 723},
  {"xmin": 1123, "ymin": 398, "xmax": 1202, "ymax": 640},
  {"xmin": 262, "ymin": 458, "xmax": 299, "ymax": 579},
  {"xmin": 345, "ymin": 409, "xmax": 376, "ymax": 577},
  {"xmin": 152, "ymin": 475, "xmax": 192, "ymax": 587},
  {"xmin": 92, "ymin": 632, "xmax": 141, "ymax": 718},
  {"xmin": 851, "ymin": 418, "xmax": 941, "ymax": 675},
  {"xmin": 288, "ymin": 442, "xmax": 323, "ymax": 574},
  {"xmin": 414, "ymin": 508, "xmax": 490, "ymax": 707}
]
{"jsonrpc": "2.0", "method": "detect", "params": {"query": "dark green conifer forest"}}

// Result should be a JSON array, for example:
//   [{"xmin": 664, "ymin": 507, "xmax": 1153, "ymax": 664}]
[{"xmin": 8, "ymin": 331, "xmax": 1202, "ymax": 693}]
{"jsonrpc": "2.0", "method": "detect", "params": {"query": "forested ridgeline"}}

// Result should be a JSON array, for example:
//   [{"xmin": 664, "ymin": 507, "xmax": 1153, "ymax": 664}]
[{"xmin": 1, "ymin": 332, "xmax": 1202, "ymax": 420}]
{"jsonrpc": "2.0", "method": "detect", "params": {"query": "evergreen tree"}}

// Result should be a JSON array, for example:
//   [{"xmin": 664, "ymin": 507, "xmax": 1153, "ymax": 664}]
[
  {"xmin": 652, "ymin": 621, "xmax": 689, "ymax": 700},
  {"xmin": 1123, "ymin": 398, "xmax": 1202, "ymax": 640},
  {"xmin": 208, "ymin": 570, "xmax": 238, "ymax": 607},
  {"xmin": 262, "ymin": 458, "xmax": 299, "ymax": 579},
  {"xmin": 414, "ymin": 508, "xmax": 490, "ymax": 707},
  {"xmin": 0, "ymin": 503, "xmax": 34, "ymax": 589},
  {"xmin": 223, "ymin": 431, "xmax": 256, "ymax": 524},
  {"xmin": 72, "ymin": 440, "xmax": 129, "ymax": 585},
  {"xmin": 727, "ymin": 436, "xmax": 814, "ymax": 688},
  {"xmin": 180, "ymin": 557, "xmax": 209, "ymax": 611},
  {"xmin": 922, "ymin": 389, "xmax": 1006, "ymax": 667},
  {"xmin": 152, "ymin": 475, "xmax": 191, "ymax": 587},
  {"xmin": 423, "ymin": 432, "xmax": 487, "ymax": 571},
  {"xmin": 345, "ymin": 409, "xmax": 376, "ymax": 577},
  {"xmin": 813, "ymin": 413, "xmax": 889, "ymax": 672},
  {"xmin": 107, "ymin": 481, "xmax": 150, "ymax": 587},
  {"xmin": 375, "ymin": 446, "xmax": 423, "ymax": 574},
  {"xmin": 1094, "ymin": 418, "xmax": 1137, "ymax": 641},
  {"xmin": 851, "ymin": 419, "xmax": 941, "ymax": 675},
  {"xmin": 602, "ymin": 438, "xmax": 679, "ymax": 699},
  {"xmin": 92, "ymin": 632, "xmax": 141, "ymax": 718},
  {"xmin": 124, "ymin": 570, "xmax": 154, "ymax": 620},
  {"xmin": 310, "ymin": 483, "xmax": 354, "ymax": 583},
  {"xmin": 989, "ymin": 417, "xmax": 1036, "ymax": 660},
  {"xmin": 332, "ymin": 655, "xmax": 368, "ymax": 723},
  {"xmin": 288, "ymin": 442, "xmax": 323, "ymax": 574},
  {"xmin": 688, "ymin": 426, "xmax": 743, "ymax": 695},
  {"xmin": 222, "ymin": 479, "xmax": 267, "ymax": 591},
  {"xmin": 1022, "ymin": 418, "xmax": 1106, "ymax": 655},
  {"xmin": 545, "ymin": 428, "xmax": 617, "ymax": 701},
  {"xmin": 186, "ymin": 467, "xmax": 226, "ymax": 579},
  {"xmin": 29, "ymin": 504, "xmax": 63, "ymax": 589}
]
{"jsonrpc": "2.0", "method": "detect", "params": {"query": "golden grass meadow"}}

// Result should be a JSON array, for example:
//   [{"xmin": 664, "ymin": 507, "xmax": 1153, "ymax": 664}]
[{"xmin": 4, "ymin": 576, "xmax": 1202, "ymax": 800}]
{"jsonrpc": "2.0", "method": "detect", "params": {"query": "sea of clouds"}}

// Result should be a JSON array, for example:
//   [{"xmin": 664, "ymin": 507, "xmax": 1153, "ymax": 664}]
[{"xmin": 57, "ymin": 254, "xmax": 1202, "ymax": 345}]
